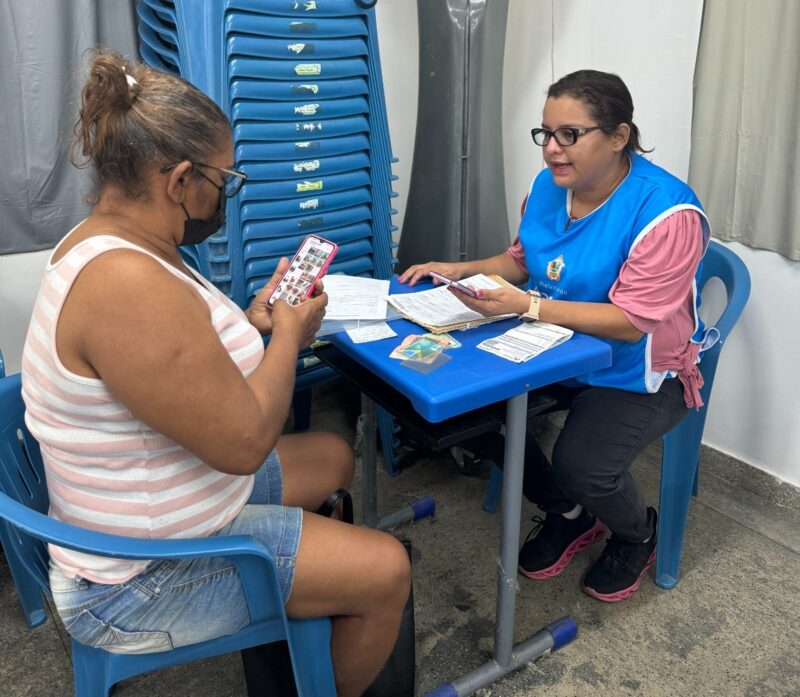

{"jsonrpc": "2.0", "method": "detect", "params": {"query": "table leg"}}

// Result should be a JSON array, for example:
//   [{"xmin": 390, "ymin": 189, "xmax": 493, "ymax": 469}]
[
  {"xmin": 360, "ymin": 394, "xmax": 436, "ymax": 531},
  {"xmin": 424, "ymin": 393, "xmax": 578, "ymax": 697},
  {"xmin": 494, "ymin": 391, "xmax": 528, "ymax": 665}
]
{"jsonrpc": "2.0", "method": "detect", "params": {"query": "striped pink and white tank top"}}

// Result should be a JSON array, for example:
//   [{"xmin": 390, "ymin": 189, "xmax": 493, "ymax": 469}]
[{"xmin": 21, "ymin": 233, "xmax": 265, "ymax": 584}]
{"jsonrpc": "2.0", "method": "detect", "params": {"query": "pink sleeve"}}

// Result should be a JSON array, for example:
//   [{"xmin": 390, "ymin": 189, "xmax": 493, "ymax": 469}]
[
  {"xmin": 609, "ymin": 209, "xmax": 705, "ymax": 333},
  {"xmin": 505, "ymin": 235, "xmax": 528, "ymax": 274},
  {"xmin": 504, "ymin": 192, "xmax": 531, "ymax": 273}
]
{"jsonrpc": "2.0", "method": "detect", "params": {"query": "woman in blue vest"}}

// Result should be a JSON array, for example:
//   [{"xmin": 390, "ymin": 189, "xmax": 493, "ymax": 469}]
[{"xmin": 400, "ymin": 70, "xmax": 709, "ymax": 602}]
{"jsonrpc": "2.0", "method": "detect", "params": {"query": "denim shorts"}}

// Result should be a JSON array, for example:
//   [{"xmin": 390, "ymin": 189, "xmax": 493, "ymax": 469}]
[{"xmin": 49, "ymin": 449, "xmax": 303, "ymax": 654}]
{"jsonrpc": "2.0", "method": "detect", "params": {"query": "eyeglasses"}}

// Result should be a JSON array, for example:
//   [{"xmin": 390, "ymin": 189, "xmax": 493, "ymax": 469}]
[
  {"xmin": 530, "ymin": 126, "xmax": 608, "ymax": 147},
  {"xmin": 160, "ymin": 161, "xmax": 248, "ymax": 197}
]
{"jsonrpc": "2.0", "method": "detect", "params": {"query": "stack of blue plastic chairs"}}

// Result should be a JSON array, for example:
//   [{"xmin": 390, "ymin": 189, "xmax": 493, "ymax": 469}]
[{"xmin": 137, "ymin": 0, "xmax": 403, "ymax": 473}]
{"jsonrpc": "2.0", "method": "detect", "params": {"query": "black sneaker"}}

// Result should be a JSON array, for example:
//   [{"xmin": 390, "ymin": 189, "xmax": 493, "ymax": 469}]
[
  {"xmin": 583, "ymin": 507, "xmax": 657, "ymax": 602},
  {"xmin": 518, "ymin": 510, "xmax": 606, "ymax": 580}
]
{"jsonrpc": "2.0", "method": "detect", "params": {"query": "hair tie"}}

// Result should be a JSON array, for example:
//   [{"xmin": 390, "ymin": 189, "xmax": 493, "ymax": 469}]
[{"xmin": 125, "ymin": 72, "xmax": 138, "ymax": 87}]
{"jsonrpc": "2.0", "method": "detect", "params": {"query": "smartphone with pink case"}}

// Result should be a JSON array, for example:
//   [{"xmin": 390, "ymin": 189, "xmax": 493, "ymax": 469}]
[{"xmin": 267, "ymin": 235, "xmax": 338, "ymax": 307}]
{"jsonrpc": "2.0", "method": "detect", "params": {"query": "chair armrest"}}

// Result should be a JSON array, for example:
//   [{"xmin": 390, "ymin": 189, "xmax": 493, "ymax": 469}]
[{"xmin": 0, "ymin": 493, "xmax": 284, "ymax": 623}]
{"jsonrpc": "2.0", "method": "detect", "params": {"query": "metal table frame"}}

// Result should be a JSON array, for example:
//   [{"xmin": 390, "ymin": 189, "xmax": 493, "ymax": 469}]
[{"xmin": 316, "ymin": 282, "xmax": 611, "ymax": 695}]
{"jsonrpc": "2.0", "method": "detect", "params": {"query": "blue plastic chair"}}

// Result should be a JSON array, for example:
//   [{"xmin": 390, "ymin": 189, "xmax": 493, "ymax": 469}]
[
  {"xmin": 655, "ymin": 240, "xmax": 751, "ymax": 588},
  {"xmin": 0, "ymin": 373, "xmax": 336, "ymax": 697},
  {"xmin": 482, "ymin": 240, "xmax": 751, "ymax": 590}
]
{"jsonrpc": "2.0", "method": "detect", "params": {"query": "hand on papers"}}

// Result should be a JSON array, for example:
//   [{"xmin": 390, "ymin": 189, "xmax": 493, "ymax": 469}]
[
  {"xmin": 398, "ymin": 261, "xmax": 466, "ymax": 287},
  {"xmin": 451, "ymin": 285, "xmax": 529, "ymax": 317}
]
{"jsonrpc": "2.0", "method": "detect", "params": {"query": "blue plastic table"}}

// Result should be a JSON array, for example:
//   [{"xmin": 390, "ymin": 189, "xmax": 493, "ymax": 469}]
[{"xmin": 319, "ymin": 279, "xmax": 612, "ymax": 696}]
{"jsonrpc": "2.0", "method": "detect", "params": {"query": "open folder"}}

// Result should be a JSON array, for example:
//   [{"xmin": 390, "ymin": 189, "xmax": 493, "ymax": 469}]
[{"xmin": 386, "ymin": 274, "xmax": 523, "ymax": 334}]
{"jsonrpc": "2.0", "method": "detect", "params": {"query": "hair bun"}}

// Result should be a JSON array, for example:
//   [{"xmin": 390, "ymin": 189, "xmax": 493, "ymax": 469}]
[
  {"xmin": 86, "ymin": 51, "xmax": 140, "ymax": 112},
  {"xmin": 72, "ymin": 47, "xmax": 230, "ymax": 204}
]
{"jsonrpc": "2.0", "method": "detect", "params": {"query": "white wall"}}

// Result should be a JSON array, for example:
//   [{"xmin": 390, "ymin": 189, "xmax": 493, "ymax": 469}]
[
  {"xmin": 1, "ymin": 0, "xmax": 798, "ymax": 486},
  {"xmin": 373, "ymin": 0, "xmax": 417, "ymax": 245},
  {"xmin": 700, "ymin": 243, "xmax": 800, "ymax": 483}
]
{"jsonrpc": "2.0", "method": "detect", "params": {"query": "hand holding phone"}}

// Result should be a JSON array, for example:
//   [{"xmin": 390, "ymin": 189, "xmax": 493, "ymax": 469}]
[
  {"xmin": 268, "ymin": 235, "xmax": 338, "ymax": 307},
  {"xmin": 428, "ymin": 271, "xmax": 478, "ymax": 298}
]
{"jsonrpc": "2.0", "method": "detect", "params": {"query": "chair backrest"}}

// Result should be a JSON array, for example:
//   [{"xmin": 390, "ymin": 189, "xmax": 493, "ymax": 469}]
[
  {"xmin": 694, "ymin": 240, "xmax": 751, "ymax": 402},
  {"xmin": 655, "ymin": 241, "xmax": 750, "ymax": 589},
  {"xmin": 0, "ymin": 373, "xmax": 51, "ymax": 594}
]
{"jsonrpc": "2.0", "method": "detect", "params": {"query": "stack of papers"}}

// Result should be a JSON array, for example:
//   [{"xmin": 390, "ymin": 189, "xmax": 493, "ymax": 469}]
[
  {"xmin": 322, "ymin": 275, "xmax": 390, "ymax": 320},
  {"xmin": 477, "ymin": 321, "xmax": 574, "ymax": 362},
  {"xmin": 386, "ymin": 274, "xmax": 517, "ymax": 334},
  {"xmin": 318, "ymin": 275, "xmax": 396, "ymax": 342},
  {"xmin": 317, "ymin": 274, "xmax": 574, "ymax": 358}
]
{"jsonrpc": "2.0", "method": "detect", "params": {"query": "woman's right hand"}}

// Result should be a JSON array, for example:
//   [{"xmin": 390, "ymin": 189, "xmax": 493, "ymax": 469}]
[
  {"xmin": 246, "ymin": 257, "xmax": 290, "ymax": 336},
  {"xmin": 270, "ymin": 284, "xmax": 328, "ymax": 350},
  {"xmin": 398, "ymin": 261, "xmax": 466, "ymax": 287}
]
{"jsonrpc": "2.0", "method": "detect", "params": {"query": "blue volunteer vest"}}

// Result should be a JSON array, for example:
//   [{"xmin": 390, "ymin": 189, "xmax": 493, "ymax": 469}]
[{"xmin": 519, "ymin": 153, "xmax": 710, "ymax": 394}]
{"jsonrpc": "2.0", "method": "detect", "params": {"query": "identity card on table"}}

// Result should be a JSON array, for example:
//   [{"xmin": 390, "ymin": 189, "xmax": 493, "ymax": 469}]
[{"xmin": 477, "ymin": 322, "xmax": 574, "ymax": 363}]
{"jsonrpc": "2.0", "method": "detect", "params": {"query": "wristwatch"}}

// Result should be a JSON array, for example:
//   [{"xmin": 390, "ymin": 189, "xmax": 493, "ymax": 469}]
[{"xmin": 520, "ymin": 290, "xmax": 541, "ymax": 322}]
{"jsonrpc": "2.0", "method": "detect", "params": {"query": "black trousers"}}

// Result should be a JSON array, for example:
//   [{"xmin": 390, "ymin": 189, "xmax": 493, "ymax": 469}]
[{"xmin": 472, "ymin": 378, "xmax": 688, "ymax": 542}]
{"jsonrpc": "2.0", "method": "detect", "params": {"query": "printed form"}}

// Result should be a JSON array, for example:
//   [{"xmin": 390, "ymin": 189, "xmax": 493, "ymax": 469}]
[
  {"xmin": 387, "ymin": 274, "xmax": 512, "ymax": 328},
  {"xmin": 477, "ymin": 321, "xmax": 574, "ymax": 363},
  {"xmin": 323, "ymin": 275, "xmax": 390, "ymax": 320}
]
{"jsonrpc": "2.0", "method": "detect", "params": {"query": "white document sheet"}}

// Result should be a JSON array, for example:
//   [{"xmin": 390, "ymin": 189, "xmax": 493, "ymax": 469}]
[
  {"xmin": 387, "ymin": 274, "xmax": 510, "ymax": 327},
  {"xmin": 323, "ymin": 275, "xmax": 390, "ymax": 320},
  {"xmin": 477, "ymin": 321, "xmax": 574, "ymax": 363},
  {"xmin": 345, "ymin": 322, "xmax": 398, "ymax": 343}
]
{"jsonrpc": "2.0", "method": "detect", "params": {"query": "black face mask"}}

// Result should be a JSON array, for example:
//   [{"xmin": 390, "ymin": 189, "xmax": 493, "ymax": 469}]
[{"xmin": 179, "ymin": 195, "xmax": 226, "ymax": 247}]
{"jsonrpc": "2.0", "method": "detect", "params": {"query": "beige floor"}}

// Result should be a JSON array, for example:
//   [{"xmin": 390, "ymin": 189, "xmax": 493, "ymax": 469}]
[{"xmin": 1, "ymin": 380, "xmax": 798, "ymax": 696}]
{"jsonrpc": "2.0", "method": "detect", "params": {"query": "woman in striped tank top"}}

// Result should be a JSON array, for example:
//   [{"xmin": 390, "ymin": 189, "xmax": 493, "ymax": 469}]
[{"xmin": 21, "ymin": 48, "xmax": 409, "ymax": 697}]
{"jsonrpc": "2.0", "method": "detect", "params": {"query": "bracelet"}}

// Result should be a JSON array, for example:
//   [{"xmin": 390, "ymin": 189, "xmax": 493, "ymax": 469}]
[{"xmin": 520, "ymin": 290, "xmax": 541, "ymax": 322}]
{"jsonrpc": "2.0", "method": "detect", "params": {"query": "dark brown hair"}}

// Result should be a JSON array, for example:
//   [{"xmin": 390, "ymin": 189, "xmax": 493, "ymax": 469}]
[
  {"xmin": 72, "ymin": 48, "xmax": 230, "ymax": 202},
  {"xmin": 547, "ymin": 70, "xmax": 652, "ymax": 154}
]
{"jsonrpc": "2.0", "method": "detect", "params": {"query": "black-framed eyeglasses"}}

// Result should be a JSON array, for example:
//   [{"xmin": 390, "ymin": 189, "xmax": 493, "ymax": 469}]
[
  {"xmin": 160, "ymin": 161, "xmax": 248, "ymax": 197},
  {"xmin": 530, "ymin": 126, "xmax": 608, "ymax": 147}
]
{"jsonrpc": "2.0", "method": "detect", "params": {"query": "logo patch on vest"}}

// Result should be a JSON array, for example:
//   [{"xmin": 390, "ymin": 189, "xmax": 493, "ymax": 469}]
[{"xmin": 546, "ymin": 255, "xmax": 565, "ymax": 281}]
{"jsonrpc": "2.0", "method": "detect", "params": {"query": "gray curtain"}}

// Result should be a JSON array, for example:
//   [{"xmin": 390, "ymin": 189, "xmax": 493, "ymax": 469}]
[
  {"xmin": 688, "ymin": 0, "xmax": 800, "ymax": 261},
  {"xmin": 0, "ymin": 0, "xmax": 138, "ymax": 255}
]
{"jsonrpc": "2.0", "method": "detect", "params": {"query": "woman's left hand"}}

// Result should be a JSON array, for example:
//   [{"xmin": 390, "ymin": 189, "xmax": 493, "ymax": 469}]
[
  {"xmin": 246, "ymin": 257, "xmax": 290, "ymax": 335},
  {"xmin": 452, "ymin": 285, "xmax": 530, "ymax": 317}
]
